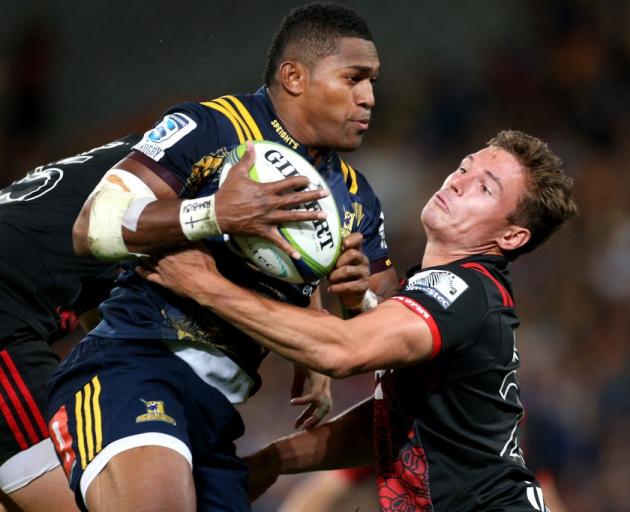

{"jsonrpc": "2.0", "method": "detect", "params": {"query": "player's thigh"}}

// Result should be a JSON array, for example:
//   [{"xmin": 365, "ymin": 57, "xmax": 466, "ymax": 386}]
[
  {"xmin": 86, "ymin": 445, "xmax": 194, "ymax": 512},
  {"xmin": 6, "ymin": 465, "xmax": 78, "ymax": 512}
]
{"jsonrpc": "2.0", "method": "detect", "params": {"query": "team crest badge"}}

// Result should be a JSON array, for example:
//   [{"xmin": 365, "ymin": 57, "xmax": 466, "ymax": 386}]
[
  {"xmin": 135, "ymin": 399, "xmax": 176, "ymax": 425},
  {"xmin": 181, "ymin": 149, "xmax": 228, "ymax": 198}
]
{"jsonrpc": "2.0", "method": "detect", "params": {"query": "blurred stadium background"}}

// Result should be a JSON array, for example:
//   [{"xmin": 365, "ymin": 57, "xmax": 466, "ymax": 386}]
[{"xmin": 1, "ymin": 0, "xmax": 628, "ymax": 510}]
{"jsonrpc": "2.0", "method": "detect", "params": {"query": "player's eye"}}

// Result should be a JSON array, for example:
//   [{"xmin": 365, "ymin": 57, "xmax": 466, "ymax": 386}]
[
  {"xmin": 481, "ymin": 183, "xmax": 492, "ymax": 195},
  {"xmin": 458, "ymin": 167, "xmax": 467, "ymax": 174}
]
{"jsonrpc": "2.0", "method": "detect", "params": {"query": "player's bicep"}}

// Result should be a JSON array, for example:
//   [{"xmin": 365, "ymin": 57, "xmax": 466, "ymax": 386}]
[
  {"xmin": 73, "ymin": 156, "xmax": 177, "ymax": 256},
  {"xmin": 347, "ymin": 300, "xmax": 434, "ymax": 372}
]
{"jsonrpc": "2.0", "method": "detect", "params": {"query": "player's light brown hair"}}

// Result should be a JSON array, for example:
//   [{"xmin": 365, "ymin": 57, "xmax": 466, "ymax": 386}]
[
  {"xmin": 488, "ymin": 130, "xmax": 578, "ymax": 260},
  {"xmin": 263, "ymin": 2, "xmax": 373, "ymax": 87}
]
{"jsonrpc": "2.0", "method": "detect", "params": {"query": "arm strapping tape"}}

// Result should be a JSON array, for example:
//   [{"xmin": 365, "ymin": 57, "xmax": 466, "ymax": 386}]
[
  {"xmin": 360, "ymin": 289, "xmax": 379, "ymax": 312},
  {"xmin": 87, "ymin": 169, "xmax": 156, "ymax": 261},
  {"xmin": 179, "ymin": 195, "xmax": 222, "ymax": 241}
]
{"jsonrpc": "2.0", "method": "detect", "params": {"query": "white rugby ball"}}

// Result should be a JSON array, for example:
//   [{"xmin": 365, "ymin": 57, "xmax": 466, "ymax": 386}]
[{"xmin": 219, "ymin": 140, "xmax": 341, "ymax": 284}]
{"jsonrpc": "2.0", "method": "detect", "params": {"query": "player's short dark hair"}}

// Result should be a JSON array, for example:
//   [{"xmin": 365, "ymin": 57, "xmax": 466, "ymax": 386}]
[
  {"xmin": 488, "ymin": 130, "xmax": 578, "ymax": 260},
  {"xmin": 264, "ymin": 2, "xmax": 373, "ymax": 86}
]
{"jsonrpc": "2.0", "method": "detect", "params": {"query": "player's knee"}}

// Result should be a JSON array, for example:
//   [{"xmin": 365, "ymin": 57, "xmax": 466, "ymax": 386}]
[{"xmin": 85, "ymin": 446, "xmax": 195, "ymax": 512}]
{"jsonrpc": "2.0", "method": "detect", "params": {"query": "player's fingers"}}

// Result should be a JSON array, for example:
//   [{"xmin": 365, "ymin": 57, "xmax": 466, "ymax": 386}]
[
  {"xmin": 329, "ymin": 263, "xmax": 369, "ymax": 283},
  {"xmin": 276, "ymin": 187, "xmax": 329, "ymax": 208},
  {"xmin": 334, "ymin": 249, "xmax": 368, "ymax": 268},
  {"xmin": 229, "ymin": 141, "xmax": 256, "ymax": 177},
  {"xmin": 342, "ymin": 232, "xmax": 363, "ymax": 250},
  {"xmin": 263, "ymin": 228, "xmax": 302, "ymax": 260},
  {"xmin": 267, "ymin": 175, "xmax": 311, "ymax": 193},
  {"xmin": 266, "ymin": 209, "xmax": 327, "ymax": 224},
  {"xmin": 290, "ymin": 393, "xmax": 315, "ymax": 406}
]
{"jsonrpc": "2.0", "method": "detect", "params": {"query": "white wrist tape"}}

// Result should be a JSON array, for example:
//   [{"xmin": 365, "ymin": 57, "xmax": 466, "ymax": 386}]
[
  {"xmin": 360, "ymin": 289, "xmax": 379, "ymax": 312},
  {"xmin": 180, "ymin": 195, "xmax": 222, "ymax": 241},
  {"xmin": 87, "ymin": 169, "xmax": 156, "ymax": 260}
]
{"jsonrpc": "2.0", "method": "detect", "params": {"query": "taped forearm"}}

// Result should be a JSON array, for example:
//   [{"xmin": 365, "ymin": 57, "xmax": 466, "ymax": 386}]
[{"xmin": 87, "ymin": 169, "xmax": 156, "ymax": 260}]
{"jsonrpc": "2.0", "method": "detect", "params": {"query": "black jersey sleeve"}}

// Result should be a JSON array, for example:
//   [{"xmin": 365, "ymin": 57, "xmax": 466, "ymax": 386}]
[
  {"xmin": 131, "ymin": 102, "xmax": 227, "ymax": 186},
  {"xmin": 392, "ymin": 265, "xmax": 488, "ymax": 357}
]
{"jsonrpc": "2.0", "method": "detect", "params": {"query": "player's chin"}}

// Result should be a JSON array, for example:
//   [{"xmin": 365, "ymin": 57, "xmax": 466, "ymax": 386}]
[{"xmin": 335, "ymin": 132, "xmax": 365, "ymax": 152}]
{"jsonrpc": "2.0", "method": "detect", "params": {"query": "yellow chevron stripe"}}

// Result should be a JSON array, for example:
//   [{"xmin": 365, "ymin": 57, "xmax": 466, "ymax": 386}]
[
  {"xmin": 202, "ymin": 101, "xmax": 246, "ymax": 143},
  {"xmin": 83, "ymin": 382, "xmax": 94, "ymax": 461},
  {"xmin": 91, "ymin": 377, "xmax": 102, "ymax": 454},
  {"xmin": 341, "ymin": 161, "xmax": 358, "ymax": 194},
  {"xmin": 214, "ymin": 98, "xmax": 254, "ymax": 140},
  {"xmin": 223, "ymin": 96, "xmax": 263, "ymax": 140},
  {"xmin": 74, "ymin": 390, "xmax": 87, "ymax": 469},
  {"xmin": 214, "ymin": 97, "xmax": 254, "ymax": 140}
]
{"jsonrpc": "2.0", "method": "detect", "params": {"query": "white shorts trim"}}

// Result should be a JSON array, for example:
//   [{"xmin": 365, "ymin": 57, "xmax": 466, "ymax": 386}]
[
  {"xmin": 0, "ymin": 438, "xmax": 60, "ymax": 493},
  {"xmin": 79, "ymin": 432, "xmax": 192, "ymax": 503}
]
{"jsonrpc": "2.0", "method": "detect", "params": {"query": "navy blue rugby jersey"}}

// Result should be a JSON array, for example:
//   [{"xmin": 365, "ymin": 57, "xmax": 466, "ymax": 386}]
[
  {"xmin": 92, "ymin": 87, "xmax": 392, "ymax": 393},
  {"xmin": 0, "ymin": 135, "xmax": 140, "ymax": 345},
  {"xmin": 374, "ymin": 255, "xmax": 538, "ymax": 512}
]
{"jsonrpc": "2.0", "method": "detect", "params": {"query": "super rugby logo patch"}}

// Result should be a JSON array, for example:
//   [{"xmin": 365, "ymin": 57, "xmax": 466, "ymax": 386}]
[
  {"xmin": 134, "ymin": 113, "xmax": 197, "ymax": 161},
  {"xmin": 405, "ymin": 270, "xmax": 468, "ymax": 309}
]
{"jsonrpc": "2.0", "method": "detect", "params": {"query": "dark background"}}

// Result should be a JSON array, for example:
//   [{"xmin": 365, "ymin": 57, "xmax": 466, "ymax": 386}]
[{"xmin": 1, "ymin": 1, "xmax": 628, "ymax": 510}]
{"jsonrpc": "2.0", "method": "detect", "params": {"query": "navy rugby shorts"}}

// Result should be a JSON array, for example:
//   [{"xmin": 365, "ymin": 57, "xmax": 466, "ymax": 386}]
[{"xmin": 46, "ymin": 335, "xmax": 249, "ymax": 511}]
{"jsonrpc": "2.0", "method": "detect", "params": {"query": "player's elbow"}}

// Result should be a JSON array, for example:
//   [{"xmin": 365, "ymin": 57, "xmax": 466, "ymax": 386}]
[
  {"xmin": 72, "ymin": 213, "xmax": 91, "ymax": 257},
  {"xmin": 317, "ymin": 347, "xmax": 362, "ymax": 379}
]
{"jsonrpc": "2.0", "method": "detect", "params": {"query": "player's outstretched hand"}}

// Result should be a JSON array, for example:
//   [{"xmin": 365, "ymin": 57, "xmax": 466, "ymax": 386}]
[
  {"xmin": 290, "ymin": 365, "xmax": 332, "ymax": 430},
  {"xmin": 136, "ymin": 245, "xmax": 221, "ymax": 300},
  {"xmin": 215, "ymin": 141, "xmax": 329, "ymax": 259},
  {"xmin": 327, "ymin": 232, "xmax": 370, "ymax": 309}
]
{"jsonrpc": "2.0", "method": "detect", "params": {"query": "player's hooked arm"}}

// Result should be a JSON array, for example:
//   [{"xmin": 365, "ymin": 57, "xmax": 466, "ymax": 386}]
[
  {"xmin": 72, "ymin": 142, "xmax": 329, "ymax": 261},
  {"xmin": 138, "ymin": 245, "xmax": 435, "ymax": 378},
  {"xmin": 244, "ymin": 396, "xmax": 374, "ymax": 501}
]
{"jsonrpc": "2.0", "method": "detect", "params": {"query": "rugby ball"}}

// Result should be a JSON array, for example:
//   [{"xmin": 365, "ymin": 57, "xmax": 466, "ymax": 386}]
[{"xmin": 219, "ymin": 141, "xmax": 341, "ymax": 284}]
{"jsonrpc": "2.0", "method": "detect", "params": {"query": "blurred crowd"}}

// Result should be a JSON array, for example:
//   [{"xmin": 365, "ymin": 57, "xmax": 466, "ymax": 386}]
[{"xmin": 1, "ymin": 0, "xmax": 628, "ymax": 510}]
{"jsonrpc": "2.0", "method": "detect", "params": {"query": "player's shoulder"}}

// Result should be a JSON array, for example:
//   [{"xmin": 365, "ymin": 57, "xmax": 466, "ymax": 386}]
[
  {"xmin": 197, "ymin": 92, "xmax": 266, "ymax": 143},
  {"xmin": 423, "ymin": 256, "xmax": 514, "ymax": 309},
  {"xmin": 335, "ymin": 156, "xmax": 377, "ymax": 199},
  {"xmin": 402, "ymin": 262, "xmax": 481, "ymax": 311}
]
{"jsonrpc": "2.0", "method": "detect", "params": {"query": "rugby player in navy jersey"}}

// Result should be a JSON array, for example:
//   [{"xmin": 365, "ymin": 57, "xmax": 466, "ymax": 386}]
[
  {"xmin": 141, "ymin": 130, "xmax": 577, "ymax": 511},
  {"xmin": 46, "ymin": 3, "xmax": 398, "ymax": 511},
  {"xmin": 0, "ymin": 125, "xmax": 330, "ymax": 512}
]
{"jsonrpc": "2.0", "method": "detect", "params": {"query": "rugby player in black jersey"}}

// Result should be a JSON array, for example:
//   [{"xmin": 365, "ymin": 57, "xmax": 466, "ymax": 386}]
[
  {"xmin": 141, "ymin": 130, "xmax": 577, "ymax": 511},
  {"xmin": 46, "ymin": 4, "xmax": 398, "ymax": 511}
]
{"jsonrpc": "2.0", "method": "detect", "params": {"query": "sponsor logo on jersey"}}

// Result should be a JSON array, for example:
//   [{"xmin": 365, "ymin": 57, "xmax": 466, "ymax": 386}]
[
  {"xmin": 405, "ymin": 270, "xmax": 468, "ymax": 309},
  {"xmin": 134, "ymin": 113, "xmax": 197, "ymax": 161},
  {"xmin": 49, "ymin": 405, "xmax": 77, "ymax": 478},
  {"xmin": 135, "ymin": 399, "xmax": 176, "ymax": 425}
]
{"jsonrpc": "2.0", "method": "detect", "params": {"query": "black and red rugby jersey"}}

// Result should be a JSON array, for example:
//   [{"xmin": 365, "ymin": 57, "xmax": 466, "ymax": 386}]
[
  {"xmin": 375, "ymin": 255, "xmax": 542, "ymax": 511},
  {"xmin": 0, "ymin": 135, "xmax": 140, "ymax": 345}
]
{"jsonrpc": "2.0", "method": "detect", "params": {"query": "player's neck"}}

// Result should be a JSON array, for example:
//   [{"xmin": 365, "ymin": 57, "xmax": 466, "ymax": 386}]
[
  {"xmin": 268, "ymin": 87, "xmax": 320, "ymax": 153},
  {"xmin": 422, "ymin": 241, "xmax": 502, "ymax": 268}
]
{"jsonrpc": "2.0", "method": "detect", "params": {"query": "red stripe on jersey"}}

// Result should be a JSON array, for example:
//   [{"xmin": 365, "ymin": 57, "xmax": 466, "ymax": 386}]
[
  {"xmin": 390, "ymin": 296, "xmax": 442, "ymax": 358},
  {"xmin": 0, "ymin": 366, "xmax": 39, "ymax": 444},
  {"xmin": 0, "ymin": 351, "xmax": 48, "ymax": 437},
  {"xmin": 461, "ymin": 262, "xmax": 514, "ymax": 307},
  {"xmin": 0, "ymin": 386, "xmax": 28, "ymax": 450}
]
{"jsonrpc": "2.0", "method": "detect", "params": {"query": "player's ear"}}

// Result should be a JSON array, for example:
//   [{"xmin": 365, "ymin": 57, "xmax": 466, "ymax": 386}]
[
  {"xmin": 497, "ymin": 225, "xmax": 530, "ymax": 252},
  {"xmin": 278, "ymin": 60, "xmax": 307, "ymax": 96}
]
